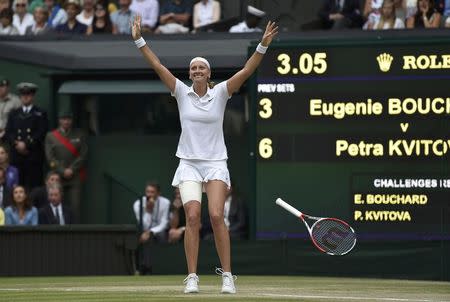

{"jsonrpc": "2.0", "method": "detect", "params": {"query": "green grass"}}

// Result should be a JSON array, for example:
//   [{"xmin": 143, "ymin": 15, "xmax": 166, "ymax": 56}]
[{"xmin": 0, "ymin": 275, "xmax": 449, "ymax": 302}]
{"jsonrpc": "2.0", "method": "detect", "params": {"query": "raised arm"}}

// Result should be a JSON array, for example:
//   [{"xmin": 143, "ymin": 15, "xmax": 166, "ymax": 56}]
[
  {"xmin": 132, "ymin": 15, "xmax": 176, "ymax": 93},
  {"xmin": 226, "ymin": 21, "xmax": 278, "ymax": 96}
]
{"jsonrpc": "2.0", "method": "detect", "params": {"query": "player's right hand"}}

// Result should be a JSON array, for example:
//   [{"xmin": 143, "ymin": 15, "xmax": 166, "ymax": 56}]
[{"xmin": 132, "ymin": 15, "xmax": 142, "ymax": 40}]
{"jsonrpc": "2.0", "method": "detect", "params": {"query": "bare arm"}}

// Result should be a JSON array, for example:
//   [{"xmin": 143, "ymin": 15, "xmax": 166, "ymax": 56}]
[
  {"xmin": 132, "ymin": 15, "xmax": 176, "ymax": 92},
  {"xmin": 406, "ymin": 16, "xmax": 414, "ymax": 28},
  {"xmin": 172, "ymin": 12, "xmax": 191, "ymax": 25},
  {"xmin": 159, "ymin": 12, "xmax": 174, "ymax": 25},
  {"xmin": 212, "ymin": 2, "xmax": 221, "ymax": 23},
  {"xmin": 425, "ymin": 13, "xmax": 441, "ymax": 28},
  {"xmin": 169, "ymin": 208, "xmax": 180, "ymax": 228},
  {"xmin": 227, "ymin": 21, "xmax": 278, "ymax": 96}
]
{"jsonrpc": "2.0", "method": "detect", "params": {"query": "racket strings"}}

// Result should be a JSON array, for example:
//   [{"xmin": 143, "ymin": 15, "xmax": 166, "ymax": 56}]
[{"xmin": 311, "ymin": 219, "xmax": 356, "ymax": 255}]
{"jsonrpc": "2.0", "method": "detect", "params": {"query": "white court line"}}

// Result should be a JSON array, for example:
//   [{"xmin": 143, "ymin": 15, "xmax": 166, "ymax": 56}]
[{"xmin": 262, "ymin": 293, "xmax": 448, "ymax": 302}]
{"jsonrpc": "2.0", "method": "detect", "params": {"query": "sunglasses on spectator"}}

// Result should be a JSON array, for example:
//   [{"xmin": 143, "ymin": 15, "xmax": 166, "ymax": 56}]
[{"xmin": 16, "ymin": 3, "xmax": 26, "ymax": 6}]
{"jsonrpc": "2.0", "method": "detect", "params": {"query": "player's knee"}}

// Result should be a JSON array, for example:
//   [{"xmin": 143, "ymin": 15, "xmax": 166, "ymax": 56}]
[
  {"xmin": 186, "ymin": 212, "xmax": 201, "ymax": 228},
  {"xmin": 209, "ymin": 212, "xmax": 224, "ymax": 227}
]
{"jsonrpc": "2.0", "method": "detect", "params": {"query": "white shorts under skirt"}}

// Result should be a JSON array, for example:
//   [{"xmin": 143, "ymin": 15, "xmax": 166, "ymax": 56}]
[{"xmin": 171, "ymin": 158, "xmax": 231, "ymax": 190}]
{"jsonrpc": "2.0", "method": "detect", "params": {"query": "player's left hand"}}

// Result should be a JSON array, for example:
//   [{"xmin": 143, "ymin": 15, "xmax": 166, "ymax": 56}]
[{"xmin": 261, "ymin": 21, "xmax": 279, "ymax": 47}]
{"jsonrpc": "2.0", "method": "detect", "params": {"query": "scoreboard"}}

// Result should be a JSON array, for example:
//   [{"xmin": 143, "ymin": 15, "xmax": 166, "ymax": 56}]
[{"xmin": 251, "ymin": 37, "xmax": 450, "ymax": 240}]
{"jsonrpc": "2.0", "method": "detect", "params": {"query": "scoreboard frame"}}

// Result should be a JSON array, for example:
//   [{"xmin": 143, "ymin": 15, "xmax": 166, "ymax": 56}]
[{"xmin": 248, "ymin": 35, "xmax": 450, "ymax": 241}]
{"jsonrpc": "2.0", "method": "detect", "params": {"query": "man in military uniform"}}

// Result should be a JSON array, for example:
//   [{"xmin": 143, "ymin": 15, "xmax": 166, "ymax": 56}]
[
  {"xmin": 5, "ymin": 82, "xmax": 48, "ymax": 190},
  {"xmin": 0, "ymin": 77, "xmax": 21, "ymax": 140},
  {"xmin": 45, "ymin": 111, "xmax": 87, "ymax": 223}
]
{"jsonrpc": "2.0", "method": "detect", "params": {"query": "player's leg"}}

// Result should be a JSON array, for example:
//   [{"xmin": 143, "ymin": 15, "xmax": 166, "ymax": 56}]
[
  {"xmin": 179, "ymin": 181, "xmax": 202, "ymax": 293},
  {"xmin": 205, "ymin": 180, "xmax": 236, "ymax": 294},
  {"xmin": 205, "ymin": 180, "xmax": 230, "ymax": 270}
]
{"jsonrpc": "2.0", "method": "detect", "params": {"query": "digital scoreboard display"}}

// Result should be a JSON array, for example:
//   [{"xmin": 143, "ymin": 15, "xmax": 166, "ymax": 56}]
[{"xmin": 252, "ymin": 37, "xmax": 450, "ymax": 240}]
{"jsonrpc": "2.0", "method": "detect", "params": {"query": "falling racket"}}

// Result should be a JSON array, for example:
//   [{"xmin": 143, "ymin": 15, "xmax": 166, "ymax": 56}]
[{"xmin": 276, "ymin": 198, "xmax": 356, "ymax": 255}]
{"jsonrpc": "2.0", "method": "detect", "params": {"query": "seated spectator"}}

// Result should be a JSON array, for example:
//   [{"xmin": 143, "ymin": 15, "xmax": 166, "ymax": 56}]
[
  {"xmin": 224, "ymin": 186, "xmax": 248, "ymax": 240},
  {"xmin": 38, "ymin": 184, "xmax": 73, "ymax": 225},
  {"xmin": 87, "ymin": 2, "xmax": 113, "ymax": 34},
  {"xmin": 317, "ymin": 0, "xmax": 364, "ymax": 29},
  {"xmin": 229, "ymin": 5, "xmax": 265, "ymax": 33},
  {"xmin": 364, "ymin": 0, "xmax": 405, "ymax": 29},
  {"xmin": 0, "ymin": 144, "xmax": 19, "ymax": 191},
  {"xmin": 193, "ymin": 0, "xmax": 220, "ymax": 30},
  {"xmin": 42, "ymin": 0, "xmax": 67, "ymax": 28},
  {"xmin": 0, "ymin": 0, "xmax": 9, "ymax": 11},
  {"xmin": 111, "ymin": 0, "xmax": 136, "ymax": 34},
  {"xmin": 130, "ymin": 0, "xmax": 159, "ymax": 32},
  {"xmin": 168, "ymin": 187, "xmax": 186, "ymax": 243},
  {"xmin": 155, "ymin": 0, "xmax": 192, "ymax": 34},
  {"xmin": 0, "ymin": 167, "xmax": 12, "ymax": 209},
  {"xmin": 4, "ymin": 185, "xmax": 38, "ymax": 225},
  {"xmin": 55, "ymin": 0, "xmax": 87, "ymax": 34},
  {"xmin": 406, "ymin": 0, "xmax": 441, "ymax": 27},
  {"xmin": 0, "ymin": 8, "xmax": 20, "ymax": 35},
  {"xmin": 12, "ymin": 0, "xmax": 35, "ymax": 35},
  {"xmin": 0, "ymin": 206, "xmax": 4, "ymax": 225},
  {"xmin": 133, "ymin": 182, "xmax": 170, "ymax": 242},
  {"xmin": 442, "ymin": 0, "xmax": 450, "ymax": 25},
  {"xmin": 363, "ymin": 0, "xmax": 383, "ymax": 26},
  {"xmin": 30, "ymin": 171, "xmax": 61, "ymax": 209},
  {"xmin": 97, "ymin": 0, "xmax": 118, "ymax": 14},
  {"xmin": 201, "ymin": 186, "xmax": 248, "ymax": 240},
  {"xmin": 133, "ymin": 182, "xmax": 170, "ymax": 274},
  {"xmin": 0, "ymin": 77, "xmax": 21, "ymax": 140},
  {"xmin": 25, "ymin": 5, "xmax": 50, "ymax": 35},
  {"xmin": 76, "ymin": 0, "xmax": 95, "ymax": 26}
]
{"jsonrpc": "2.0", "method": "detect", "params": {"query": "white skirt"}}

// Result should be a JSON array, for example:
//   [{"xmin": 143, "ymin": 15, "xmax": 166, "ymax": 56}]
[{"xmin": 171, "ymin": 158, "xmax": 231, "ymax": 190}]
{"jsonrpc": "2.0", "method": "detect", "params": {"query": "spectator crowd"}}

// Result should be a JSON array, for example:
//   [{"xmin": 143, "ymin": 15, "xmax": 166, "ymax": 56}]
[
  {"xmin": 0, "ymin": 0, "xmax": 449, "ymax": 36},
  {"xmin": 314, "ymin": 0, "xmax": 449, "ymax": 30},
  {"xmin": 0, "ymin": 78, "xmax": 86, "ymax": 226}
]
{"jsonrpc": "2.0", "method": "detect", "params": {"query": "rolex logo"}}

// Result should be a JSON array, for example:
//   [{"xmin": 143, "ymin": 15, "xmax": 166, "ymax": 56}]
[{"xmin": 376, "ymin": 53, "xmax": 394, "ymax": 72}]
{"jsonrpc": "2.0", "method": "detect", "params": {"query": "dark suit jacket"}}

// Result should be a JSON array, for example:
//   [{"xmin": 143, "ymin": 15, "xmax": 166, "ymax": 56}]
[
  {"xmin": 228, "ymin": 196, "xmax": 248, "ymax": 239},
  {"xmin": 318, "ymin": 0, "xmax": 363, "ymax": 27},
  {"xmin": 0, "ymin": 184, "xmax": 11, "ymax": 209},
  {"xmin": 38, "ymin": 204, "xmax": 73, "ymax": 225},
  {"xmin": 30, "ymin": 186, "xmax": 48, "ymax": 209}
]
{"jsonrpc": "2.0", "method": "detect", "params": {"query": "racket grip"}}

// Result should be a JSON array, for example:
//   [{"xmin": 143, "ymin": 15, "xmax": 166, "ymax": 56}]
[{"xmin": 276, "ymin": 198, "xmax": 302, "ymax": 217}]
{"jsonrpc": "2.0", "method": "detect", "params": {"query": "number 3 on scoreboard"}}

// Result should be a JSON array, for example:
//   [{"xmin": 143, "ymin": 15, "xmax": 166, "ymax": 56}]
[
  {"xmin": 259, "ymin": 138, "xmax": 273, "ymax": 159},
  {"xmin": 259, "ymin": 98, "xmax": 272, "ymax": 119},
  {"xmin": 277, "ymin": 52, "xmax": 327, "ymax": 75}
]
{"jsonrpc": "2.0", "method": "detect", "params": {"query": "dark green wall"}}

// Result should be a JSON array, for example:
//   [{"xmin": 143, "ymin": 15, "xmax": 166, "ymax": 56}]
[
  {"xmin": 84, "ymin": 134, "xmax": 250, "ymax": 224},
  {"xmin": 0, "ymin": 59, "xmax": 55, "ymax": 120}
]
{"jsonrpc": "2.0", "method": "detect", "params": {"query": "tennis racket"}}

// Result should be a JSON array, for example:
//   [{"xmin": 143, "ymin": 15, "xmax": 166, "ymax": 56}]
[{"xmin": 276, "ymin": 198, "xmax": 356, "ymax": 255}]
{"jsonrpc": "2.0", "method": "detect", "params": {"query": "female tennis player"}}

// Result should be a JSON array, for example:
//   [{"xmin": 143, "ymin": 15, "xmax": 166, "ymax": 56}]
[{"xmin": 131, "ymin": 15, "xmax": 278, "ymax": 294}]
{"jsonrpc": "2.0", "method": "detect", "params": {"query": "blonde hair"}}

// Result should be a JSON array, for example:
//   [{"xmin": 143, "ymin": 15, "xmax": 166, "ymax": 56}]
[
  {"xmin": 207, "ymin": 79, "xmax": 215, "ymax": 89},
  {"xmin": 377, "ymin": 0, "xmax": 396, "ymax": 29}
]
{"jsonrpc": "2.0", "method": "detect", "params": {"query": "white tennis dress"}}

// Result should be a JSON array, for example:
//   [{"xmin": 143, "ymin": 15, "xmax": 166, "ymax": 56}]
[{"xmin": 171, "ymin": 78, "xmax": 232, "ymax": 189}]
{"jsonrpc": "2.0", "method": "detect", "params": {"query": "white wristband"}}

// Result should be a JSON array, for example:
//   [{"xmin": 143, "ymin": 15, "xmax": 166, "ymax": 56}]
[
  {"xmin": 256, "ymin": 43, "xmax": 268, "ymax": 54},
  {"xmin": 134, "ymin": 37, "xmax": 146, "ymax": 49}
]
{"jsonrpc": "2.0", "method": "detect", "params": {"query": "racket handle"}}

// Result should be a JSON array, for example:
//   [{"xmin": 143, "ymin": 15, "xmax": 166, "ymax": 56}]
[{"xmin": 276, "ymin": 198, "xmax": 302, "ymax": 217}]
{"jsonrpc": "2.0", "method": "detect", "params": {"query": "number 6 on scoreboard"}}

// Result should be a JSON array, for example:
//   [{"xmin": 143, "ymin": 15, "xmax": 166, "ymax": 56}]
[{"xmin": 276, "ymin": 198, "xmax": 357, "ymax": 255}]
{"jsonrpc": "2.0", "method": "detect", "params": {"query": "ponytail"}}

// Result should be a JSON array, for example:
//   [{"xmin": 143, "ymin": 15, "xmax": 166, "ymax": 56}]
[{"xmin": 207, "ymin": 78, "xmax": 215, "ymax": 89}]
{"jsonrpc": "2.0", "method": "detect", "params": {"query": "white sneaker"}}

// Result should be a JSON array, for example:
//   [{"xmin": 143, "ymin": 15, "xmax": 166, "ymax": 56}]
[
  {"xmin": 215, "ymin": 268, "xmax": 237, "ymax": 294},
  {"xmin": 183, "ymin": 273, "xmax": 199, "ymax": 293}
]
